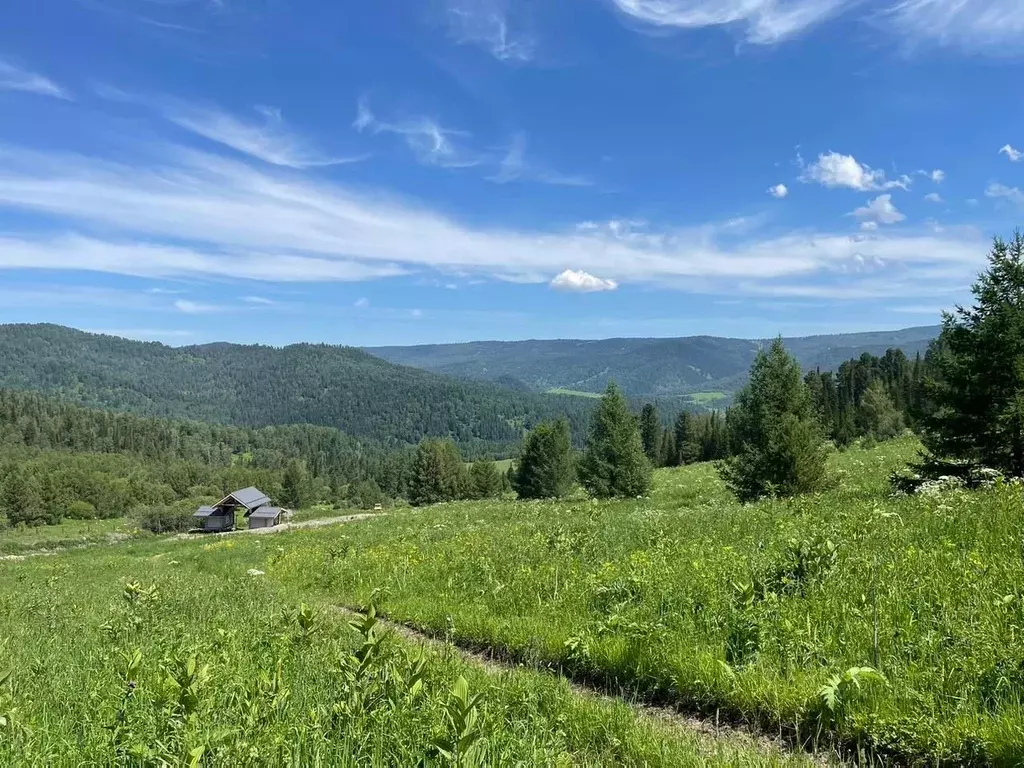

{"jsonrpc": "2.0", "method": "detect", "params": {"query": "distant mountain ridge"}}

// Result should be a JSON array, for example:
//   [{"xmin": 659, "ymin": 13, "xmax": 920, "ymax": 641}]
[
  {"xmin": 0, "ymin": 324, "xmax": 598, "ymax": 457},
  {"xmin": 368, "ymin": 326, "xmax": 940, "ymax": 398}
]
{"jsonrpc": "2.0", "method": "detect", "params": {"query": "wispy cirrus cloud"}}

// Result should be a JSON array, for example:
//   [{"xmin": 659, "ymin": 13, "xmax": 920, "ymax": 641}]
[
  {"xmin": 884, "ymin": 0, "xmax": 1024, "ymax": 54},
  {"xmin": 986, "ymin": 182, "xmax": 1024, "ymax": 206},
  {"xmin": 0, "ymin": 59, "xmax": 70, "ymax": 99},
  {"xmin": 445, "ymin": 0, "xmax": 536, "ymax": 62},
  {"xmin": 488, "ymin": 133, "xmax": 592, "ymax": 187},
  {"xmin": 0, "ymin": 139, "xmax": 991, "ymax": 302},
  {"xmin": 608, "ymin": 0, "xmax": 854, "ymax": 45},
  {"xmin": 353, "ymin": 97, "xmax": 479, "ymax": 168},
  {"xmin": 800, "ymin": 151, "xmax": 910, "ymax": 191},
  {"xmin": 174, "ymin": 299, "xmax": 222, "ymax": 314}
]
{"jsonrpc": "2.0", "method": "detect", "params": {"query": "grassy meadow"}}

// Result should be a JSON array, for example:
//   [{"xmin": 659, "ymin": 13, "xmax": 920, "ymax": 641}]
[{"xmin": 3, "ymin": 436, "xmax": 1024, "ymax": 764}]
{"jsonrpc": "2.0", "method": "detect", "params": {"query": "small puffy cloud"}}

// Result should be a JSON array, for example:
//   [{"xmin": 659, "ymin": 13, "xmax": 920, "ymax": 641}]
[
  {"xmin": 852, "ymin": 194, "xmax": 906, "ymax": 226},
  {"xmin": 923, "ymin": 192, "xmax": 943, "ymax": 203},
  {"xmin": 767, "ymin": 183, "xmax": 788, "ymax": 199},
  {"xmin": 801, "ymin": 151, "xmax": 908, "ymax": 192},
  {"xmin": 930, "ymin": 169, "xmax": 945, "ymax": 183},
  {"xmin": 174, "ymin": 299, "xmax": 222, "ymax": 314},
  {"xmin": 986, "ymin": 182, "xmax": 1024, "ymax": 206},
  {"xmin": 550, "ymin": 269, "xmax": 619, "ymax": 292},
  {"xmin": 860, "ymin": 221, "xmax": 879, "ymax": 231},
  {"xmin": 354, "ymin": 297, "xmax": 370, "ymax": 308},
  {"xmin": 1000, "ymin": 144, "xmax": 1023, "ymax": 162}
]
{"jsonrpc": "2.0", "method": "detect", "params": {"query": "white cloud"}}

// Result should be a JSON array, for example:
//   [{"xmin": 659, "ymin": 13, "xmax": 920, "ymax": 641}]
[
  {"xmin": 608, "ymin": 0, "xmax": 853, "ymax": 44},
  {"xmin": 550, "ymin": 269, "xmax": 619, "ymax": 292},
  {"xmin": 852, "ymin": 194, "xmax": 906, "ymax": 226},
  {"xmin": 161, "ymin": 101, "xmax": 363, "ymax": 169},
  {"xmin": 923, "ymin": 192, "xmax": 943, "ymax": 203},
  {"xmin": 885, "ymin": 0, "xmax": 1024, "ymax": 54},
  {"xmin": 174, "ymin": 299, "xmax": 222, "ymax": 314},
  {"xmin": 353, "ymin": 97, "xmax": 478, "ymax": 168},
  {"xmin": 860, "ymin": 221, "xmax": 879, "ymax": 231},
  {"xmin": 767, "ymin": 183, "xmax": 789, "ymax": 199},
  {"xmin": 241, "ymin": 295, "xmax": 275, "ymax": 304},
  {"xmin": 0, "ymin": 59, "xmax": 69, "ymax": 99},
  {"xmin": 1000, "ymin": 144, "xmax": 1023, "ymax": 162},
  {"xmin": 801, "ymin": 151, "xmax": 908, "ymax": 191},
  {"xmin": 354, "ymin": 297, "xmax": 370, "ymax": 308},
  {"xmin": 986, "ymin": 182, "xmax": 1024, "ymax": 206},
  {"xmin": 489, "ymin": 133, "xmax": 592, "ymax": 187},
  {"xmin": 916, "ymin": 168, "xmax": 944, "ymax": 182},
  {"xmin": 0, "ymin": 140, "xmax": 991, "ymax": 301},
  {"xmin": 446, "ymin": 0, "xmax": 535, "ymax": 62}
]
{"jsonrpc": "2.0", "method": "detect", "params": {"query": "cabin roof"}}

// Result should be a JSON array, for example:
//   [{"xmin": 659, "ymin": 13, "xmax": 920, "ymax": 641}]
[
  {"xmin": 216, "ymin": 486, "xmax": 271, "ymax": 511},
  {"xmin": 193, "ymin": 506, "xmax": 218, "ymax": 518},
  {"xmin": 248, "ymin": 506, "xmax": 283, "ymax": 519}
]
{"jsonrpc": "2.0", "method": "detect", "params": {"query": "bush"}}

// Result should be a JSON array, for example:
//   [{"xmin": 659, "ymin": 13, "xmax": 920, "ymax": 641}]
[
  {"xmin": 133, "ymin": 499, "xmax": 205, "ymax": 533},
  {"xmin": 66, "ymin": 500, "xmax": 97, "ymax": 520}
]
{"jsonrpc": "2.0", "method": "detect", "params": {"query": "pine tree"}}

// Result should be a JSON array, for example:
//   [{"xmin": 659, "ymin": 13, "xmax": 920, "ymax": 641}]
[
  {"xmin": 924, "ymin": 232, "xmax": 1024, "ymax": 476},
  {"xmin": 673, "ymin": 411, "xmax": 696, "ymax": 465},
  {"xmin": 512, "ymin": 420, "xmax": 574, "ymax": 499},
  {"xmin": 639, "ymin": 404, "xmax": 661, "ymax": 464},
  {"xmin": 579, "ymin": 383, "xmax": 652, "ymax": 498},
  {"xmin": 719, "ymin": 338, "xmax": 829, "ymax": 503},
  {"xmin": 1, "ymin": 467, "xmax": 46, "ymax": 526},
  {"xmin": 658, "ymin": 429, "xmax": 676, "ymax": 468},
  {"xmin": 860, "ymin": 380, "xmax": 903, "ymax": 440},
  {"xmin": 280, "ymin": 459, "xmax": 309, "ymax": 508},
  {"xmin": 409, "ymin": 439, "xmax": 467, "ymax": 506},
  {"xmin": 468, "ymin": 460, "xmax": 503, "ymax": 499}
]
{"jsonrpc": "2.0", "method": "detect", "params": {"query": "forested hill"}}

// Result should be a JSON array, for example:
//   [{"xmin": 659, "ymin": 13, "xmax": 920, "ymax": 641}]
[
  {"xmin": 368, "ymin": 326, "xmax": 940, "ymax": 398},
  {"xmin": 0, "ymin": 324, "xmax": 595, "ymax": 456}
]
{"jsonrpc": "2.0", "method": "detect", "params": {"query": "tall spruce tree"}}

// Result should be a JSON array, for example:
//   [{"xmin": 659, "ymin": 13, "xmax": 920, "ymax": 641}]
[
  {"xmin": 468, "ymin": 459, "xmax": 503, "ymax": 499},
  {"xmin": 280, "ymin": 459, "xmax": 309, "ymax": 508},
  {"xmin": 639, "ymin": 404, "xmax": 662, "ymax": 464},
  {"xmin": 673, "ymin": 411, "xmax": 696, "ymax": 465},
  {"xmin": 410, "ymin": 438, "xmax": 467, "ymax": 506},
  {"xmin": 924, "ymin": 232, "xmax": 1024, "ymax": 476},
  {"xmin": 578, "ymin": 383, "xmax": 652, "ymax": 498},
  {"xmin": 512, "ymin": 420, "xmax": 574, "ymax": 499},
  {"xmin": 719, "ymin": 338, "xmax": 828, "ymax": 503},
  {"xmin": 659, "ymin": 429, "xmax": 676, "ymax": 468}
]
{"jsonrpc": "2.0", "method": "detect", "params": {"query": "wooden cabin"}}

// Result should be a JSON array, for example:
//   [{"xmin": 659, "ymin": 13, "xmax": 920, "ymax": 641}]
[
  {"xmin": 247, "ymin": 506, "xmax": 284, "ymax": 529},
  {"xmin": 193, "ymin": 486, "xmax": 272, "ymax": 532}
]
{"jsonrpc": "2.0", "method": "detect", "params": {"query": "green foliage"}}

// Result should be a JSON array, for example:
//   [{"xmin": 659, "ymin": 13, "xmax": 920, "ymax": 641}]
[
  {"xmin": 924, "ymin": 232, "xmax": 1024, "ymax": 477},
  {"xmin": 410, "ymin": 439, "xmax": 468, "ymax": 506},
  {"xmin": 467, "ymin": 460, "xmax": 502, "ymax": 500},
  {"xmin": 280, "ymin": 459, "xmax": 309, "ymax": 508},
  {"xmin": 0, "ymin": 466, "xmax": 51, "ymax": 527},
  {"xmin": 860, "ymin": 380, "xmax": 903, "ymax": 440},
  {"xmin": 133, "ymin": 498, "xmax": 205, "ymax": 533},
  {"xmin": 639, "ymin": 403, "xmax": 661, "ymax": 463},
  {"xmin": 578, "ymin": 384, "xmax": 652, "ymax": 499},
  {"xmin": 66, "ymin": 500, "xmax": 98, "ymax": 520},
  {"xmin": 0, "ymin": 324, "xmax": 596, "ymax": 458},
  {"xmin": 719, "ymin": 339, "xmax": 829, "ymax": 503},
  {"xmin": 511, "ymin": 420, "xmax": 575, "ymax": 500}
]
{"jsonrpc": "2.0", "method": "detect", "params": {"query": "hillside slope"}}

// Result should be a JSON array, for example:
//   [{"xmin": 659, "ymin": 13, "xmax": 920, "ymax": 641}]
[
  {"xmin": 368, "ymin": 326, "xmax": 939, "ymax": 397},
  {"xmin": 0, "ymin": 324, "xmax": 594, "ymax": 455}
]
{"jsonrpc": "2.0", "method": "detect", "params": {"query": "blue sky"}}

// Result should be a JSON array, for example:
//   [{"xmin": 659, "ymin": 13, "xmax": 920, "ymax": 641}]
[{"xmin": 1, "ymin": 0, "xmax": 1024, "ymax": 346}]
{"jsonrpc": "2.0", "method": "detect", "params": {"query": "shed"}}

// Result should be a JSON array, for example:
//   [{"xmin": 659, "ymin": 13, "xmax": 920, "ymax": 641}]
[
  {"xmin": 193, "ymin": 486, "xmax": 271, "ymax": 532},
  {"xmin": 247, "ymin": 506, "xmax": 284, "ymax": 529}
]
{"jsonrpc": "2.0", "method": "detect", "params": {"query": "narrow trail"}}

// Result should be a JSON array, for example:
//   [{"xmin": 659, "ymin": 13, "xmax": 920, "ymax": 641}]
[{"xmin": 335, "ymin": 606, "xmax": 843, "ymax": 767}]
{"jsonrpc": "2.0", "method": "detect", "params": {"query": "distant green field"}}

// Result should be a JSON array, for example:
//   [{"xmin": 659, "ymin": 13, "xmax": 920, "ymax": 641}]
[
  {"xmin": 544, "ymin": 387, "xmax": 602, "ymax": 399},
  {"xmin": 686, "ymin": 390, "xmax": 728, "ymax": 404}
]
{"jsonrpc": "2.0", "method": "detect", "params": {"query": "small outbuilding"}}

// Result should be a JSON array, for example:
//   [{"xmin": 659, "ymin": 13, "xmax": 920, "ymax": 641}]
[
  {"xmin": 247, "ymin": 506, "xmax": 284, "ymax": 529},
  {"xmin": 193, "ymin": 486, "xmax": 273, "ymax": 532}
]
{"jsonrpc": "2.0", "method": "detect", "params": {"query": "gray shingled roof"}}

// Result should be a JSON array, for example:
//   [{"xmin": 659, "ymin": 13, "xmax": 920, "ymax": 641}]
[
  {"xmin": 248, "ymin": 506, "xmax": 282, "ymax": 519},
  {"xmin": 193, "ymin": 506, "xmax": 218, "ymax": 518},
  {"xmin": 217, "ymin": 486, "xmax": 271, "ymax": 511}
]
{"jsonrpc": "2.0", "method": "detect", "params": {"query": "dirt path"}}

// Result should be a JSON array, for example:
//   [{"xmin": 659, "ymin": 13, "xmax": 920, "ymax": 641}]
[
  {"xmin": 335, "ymin": 607, "xmax": 841, "ymax": 766},
  {"xmin": 1, "ymin": 512, "xmax": 382, "ymax": 561}
]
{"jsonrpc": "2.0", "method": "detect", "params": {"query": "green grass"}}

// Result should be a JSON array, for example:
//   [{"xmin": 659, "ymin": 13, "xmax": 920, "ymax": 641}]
[
  {"xmin": 0, "ymin": 531, "xmax": 813, "ymax": 765},
  {"xmin": 0, "ymin": 516, "xmax": 138, "ymax": 556},
  {"xmin": 7, "ymin": 436, "xmax": 1024, "ymax": 763},
  {"xmin": 254, "ymin": 436, "xmax": 1024, "ymax": 764},
  {"xmin": 686, "ymin": 391, "xmax": 728, "ymax": 404},
  {"xmin": 545, "ymin": 388, "xmax": 603, "ymax": 399}
]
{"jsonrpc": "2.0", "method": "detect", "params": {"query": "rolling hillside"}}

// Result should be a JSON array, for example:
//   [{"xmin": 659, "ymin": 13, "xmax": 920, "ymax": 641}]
[
  {"xmin": 368, "ymin": 326, "xmax": 939, "ymax": 398},
  {"xmin": 0, "ymin": 324, "xmax": 596, "ymax": 456}
]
